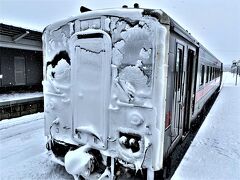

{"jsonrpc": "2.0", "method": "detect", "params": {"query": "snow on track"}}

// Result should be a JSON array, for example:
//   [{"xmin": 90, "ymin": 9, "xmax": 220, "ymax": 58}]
[{"xmin": 172, "ymin": 72, "xmax": 240, "ymax": 180}]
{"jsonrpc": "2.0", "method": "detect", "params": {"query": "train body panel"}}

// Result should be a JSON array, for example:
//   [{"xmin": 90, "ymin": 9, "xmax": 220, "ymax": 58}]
[
  {"xmin": 43, "ymin": 9, "xmax": 169, "ymax": 176},
  {"xmin": 192, "ymin": 46, "xmax": 222, "ymax": 119},
  {"xmin": 162, "ymin": 24, "xmax": 222, "ymax": 158},
  {"xmin": 42, "ymin": 8, "xmax": 222, "ymax": 179}
]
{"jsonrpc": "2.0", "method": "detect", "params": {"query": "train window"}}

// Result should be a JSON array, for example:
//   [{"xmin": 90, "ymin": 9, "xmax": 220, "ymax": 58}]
[
  {"xmin": 208, "ymin": 66, "xmax": 210, "ymax": 82},
  {"xmin": 211, "ymin": 67, "xmax": 213, "ymax": 80},
  {"xmin": 214, "ymin": 68, "xmax": 216, "ymax": 79},
  {"xmin": 210, "ymin": 67, "xmax": 213, "ymax": 81},
  {"xmin": 210, "ymin": 67, "xmax": 212, "ymax": 80},
  {"xmin": 206, "ymin": 66, "xmax": 209, "ymax": 83},
  {"xmin": 200, "ymin": 64, "xmax": 205, "ymax": 85},
  {"xmin": 213, "ymin": 67, "xmax": 215, "ymax": 79},
  {"xmin": 209, "ymin": 67, "xmax": 211, "ymax": 81},
  {"xmin": 210, "ymin": 67, "xmax": 212, "ymax": 81},
  {"xmin": 213, "ymin": 68, "xmax": 215, "ymax": 79},
  {"xmin": 176, "ymin": 48, "xmax": 183, "ymax": 90},
  {"xmin": 176, "ymin": 49, "xmax": 180, "ymax": 73},
  {"xmin": 209, "ymin": 67, "xmax": 211, "ymax": 80}
]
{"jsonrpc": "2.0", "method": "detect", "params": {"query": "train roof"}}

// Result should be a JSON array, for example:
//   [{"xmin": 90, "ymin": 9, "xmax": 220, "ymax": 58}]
[
  {"xmin": 44, "ymin": 7, "xmax": 222, "ymax": 64},
  {"xmin": 144, "ymin": 9, "xmax": 222, "ymax": 64},
  {"xmin": 44, "ymin": 8, "xmax": 196, "ymax": 43}
]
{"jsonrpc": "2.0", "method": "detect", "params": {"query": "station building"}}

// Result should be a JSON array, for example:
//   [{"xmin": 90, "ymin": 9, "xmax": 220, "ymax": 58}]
[
  {"xmin": 0, "ymin": 23, "xmax": 43, "ymax": 92},
  {"xmin": 0, "ymin": 23, "xmax": 43, "ymax": 120}
]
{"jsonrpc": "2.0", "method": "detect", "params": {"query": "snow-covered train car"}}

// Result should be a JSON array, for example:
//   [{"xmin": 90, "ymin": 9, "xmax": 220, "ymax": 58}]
[{"xmin": 43, "ymin": 6, "xmax": 222, "ymax": 179}]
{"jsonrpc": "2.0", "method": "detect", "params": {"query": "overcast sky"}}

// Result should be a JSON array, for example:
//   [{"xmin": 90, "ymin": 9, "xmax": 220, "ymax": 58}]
[{"xmin": 0, "ymin": 0, "xmax": 239, "ymax": 64}]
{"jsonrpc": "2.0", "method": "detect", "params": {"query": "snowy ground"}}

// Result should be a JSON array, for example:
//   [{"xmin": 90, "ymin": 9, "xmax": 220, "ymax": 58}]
[
  {"xmin": 172, "ymin": 72, "xmax": 240, "ymax": 180},
  {"xmin": 222, "ymin": 72, "xmax": 240, "ymax": 86},
  {"xmin": 0, "ymin": 73, "xmax": 239, "ymax": 180},
  {"xmin": 0, "ymin": 113, "xmax": 73, "ymax": 179},
  {"xmin": 0, "ymin": 92, "xmax": 43, "ymax": 103}
]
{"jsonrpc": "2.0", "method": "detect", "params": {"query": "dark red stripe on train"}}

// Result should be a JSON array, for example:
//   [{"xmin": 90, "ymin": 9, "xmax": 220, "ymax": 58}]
[{"xmin": 195, "ymin": 77, "xmax": 220, "ymax": 103}]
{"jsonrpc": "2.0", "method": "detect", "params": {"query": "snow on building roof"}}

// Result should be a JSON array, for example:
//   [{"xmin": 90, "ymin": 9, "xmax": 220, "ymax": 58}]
[
  {"xmin": 0, "ymin": 23, "xmax": 42, "ymax": 51},
  {"xmin": 0, "ymin": 23, "xmax": 42, "ymax": 41}
]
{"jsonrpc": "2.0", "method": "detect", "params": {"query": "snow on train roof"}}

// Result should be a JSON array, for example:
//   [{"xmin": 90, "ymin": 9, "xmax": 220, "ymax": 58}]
[
  {"xmin": 43, "ymin": 7, "xmax": 222, "ymax": 64},
  {"xmin": 43, "ymin": 7, "xmax": 195, "ymax": 48},
  {"xmin": 44, "ymin": 8, "xmax": 147, "ymax": 32}
]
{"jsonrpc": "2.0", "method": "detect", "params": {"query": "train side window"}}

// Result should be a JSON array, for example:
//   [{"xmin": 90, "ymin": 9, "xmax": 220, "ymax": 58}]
[
  {"xmin": 213, "ymin": 68, "xmax": 215, "ymax": 79},
  {"xmin": 212, "ymin": 67, "xmax": 214, "ymax": 79},
  {"xmin": 210, "ymin": 67, "xmax": 211, "ymax": 80},
  {"xmin": 208, "ymin": 67, "xmax": 210, "ymax": 81},
  {"xmin": 200, "ymin": 64, "xmax": 205, "ymax": 85},
  {"xmin": 214, "ymin": 68, "xmax": 216, "ymax": 79},
  {"xmin": 210, "ymin": 67, "xmax": 212, "ymax": 81},
  {"xmin": 209, "ymin": 67, "xmax": 211, "ymax": 81},
  {"xmin": 211, "ymin": 67, "xmax": 213, "ymax": 80},
  {"xmin": 206, "ymin": 66, "xmax": 209, "ymax": 83}
]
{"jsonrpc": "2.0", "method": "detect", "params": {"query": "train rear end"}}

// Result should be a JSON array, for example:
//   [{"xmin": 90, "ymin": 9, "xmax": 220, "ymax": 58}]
[{"xmin": 43, "ymin": 9, "xmax": 168, "ymax": 179}]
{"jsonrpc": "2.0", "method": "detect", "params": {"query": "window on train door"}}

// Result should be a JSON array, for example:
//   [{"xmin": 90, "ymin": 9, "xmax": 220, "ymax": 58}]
[
  {"xmin": 176, "ymin": 48, "xmax": 183, "ymax": 91},
  {"xmin": 200, "ymin": 64, "xmax": 205, "ymax": 85}
]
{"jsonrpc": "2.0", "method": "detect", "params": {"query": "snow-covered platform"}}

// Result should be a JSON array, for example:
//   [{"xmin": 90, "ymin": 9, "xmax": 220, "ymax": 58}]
[
  {"xmin": 0, "ymin": 92, "xmax": 43, "ymax": 106},
  {"xmin": 0, "ymin": 92, "xmax": 44, "ymax": 120},
  {"xmin": 172, "ymin": 72, "xmax": 240, "ymax": 179}
]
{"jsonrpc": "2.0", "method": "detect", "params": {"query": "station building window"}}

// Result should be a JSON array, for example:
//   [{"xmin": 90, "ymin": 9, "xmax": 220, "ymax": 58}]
[{"xmin": 14, "ymin": 56, "xmax": 26, "ymax": 85}]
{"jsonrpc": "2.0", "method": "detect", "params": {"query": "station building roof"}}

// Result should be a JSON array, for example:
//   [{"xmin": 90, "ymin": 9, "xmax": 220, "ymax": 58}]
[{"xmin": 0, "ymin": 23, "xmax": 42, "ymax": 51}]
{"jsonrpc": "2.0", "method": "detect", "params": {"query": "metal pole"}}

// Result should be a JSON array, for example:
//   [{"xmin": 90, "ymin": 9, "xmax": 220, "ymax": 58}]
[
  {"xmin": 236, "ymin": 66, "xmax": 238, "ymax": 86},
  {"xmin": 110, "ymin": 157, "xmax": 115, "ymax": 180}
]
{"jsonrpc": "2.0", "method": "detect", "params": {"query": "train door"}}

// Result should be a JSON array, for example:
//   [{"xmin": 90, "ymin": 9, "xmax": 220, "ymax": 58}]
[
  {"xmin": 171, "ymin": 43, "xmax": 185, "ymax": 141},
  {"xmin": 183, "ymin": 47, "xmax": 197, "ymax": 134},
  {"xmin": 70, "ymin": 31, "xmax": 111, "ymax": 149}
]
